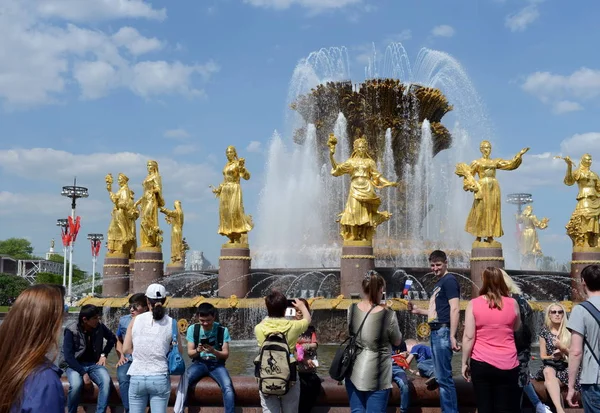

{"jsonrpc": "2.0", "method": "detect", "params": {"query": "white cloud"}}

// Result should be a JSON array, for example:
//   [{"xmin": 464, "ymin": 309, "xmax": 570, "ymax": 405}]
[
  {"xmin": 35, "ymin": 0, "xmax": 167, "ymax": 22},
  {"xmin": 560, "ymin": 133, "xmax": 600, "ymax": 157},
  {"xmin": 552, "ymin": 100, "xmax": 583, "ymax": 115},
  {"xmin": 431, "ymin": 25, "xmax": 455, "ymax": 38},
  {"xmin": 164, "ymin": 129, "xmax": 191, "ymax": 140},
  {"xmin": 243, "ymin": 0, "xmax": 361, "ymax": 13},
  {"xmin": 112, "ymin": 27, "xmax": 163, "ymax": 56},
  {"xmin": 505, "ymin": 4, "xmax": 540, "ymax": 32},
  {"xmin": 522, "ymin": 67, "xmax": 600, "ymax": 113},
  {"xmin": 0, "ymin": 0, "xmax": 215, "ymax": 107},
  {"xmin": 385, "ymin": 30, "xmax": 412, "ymax": 43},
  {"xmin": 246, "ymin": 141, "xmax": 263, "ymax": 153}
]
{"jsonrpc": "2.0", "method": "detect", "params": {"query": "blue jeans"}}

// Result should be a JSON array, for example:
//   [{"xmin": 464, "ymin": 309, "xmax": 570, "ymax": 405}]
[
  {"xmin": 66, "ymin": 364, "xmax": 111, "ymax": 413},
  {"xmin": 128, "ymin": 375, "xmax": 170, "ymax": 413},
  {"xmin": 345, "ymin": 377, "xmax": 390, "ymax": 413},
  {"xmin": 418, "ymin": 359, "xmax": 435, "ymax": 378},
  {"xmin": 392, "ymin": 364, "xmax": 410, "ymax": 413},
  {"xmin": 116, "ymin": 361, "xmax": 132, "ymax": 412},
  {"xmin": 581, "ymin": 384, "xmax": 600, "ymax": 413},
  {"xmin": 187, "ymin": 359, "xmax": 235, "ymax": 413},
  {"xmin": 523, "ymin": 382, "xmax": 542, "ymax": 408},
  {"xmin": 430, "ymin": 327, "xmax": 458, "ymax": 413}
]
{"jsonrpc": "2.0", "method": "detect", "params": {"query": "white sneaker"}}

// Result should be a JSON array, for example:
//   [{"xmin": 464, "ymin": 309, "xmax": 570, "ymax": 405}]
[{"xmin": 535, "ymin": 404, "xmax": 552, "ymax": 413}]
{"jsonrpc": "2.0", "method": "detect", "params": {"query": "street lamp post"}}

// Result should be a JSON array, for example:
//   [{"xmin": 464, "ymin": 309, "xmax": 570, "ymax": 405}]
[
  {"xmin": 56, "ymin": 219, "xmax": 69, "ymax": 287},
  {"xmin": 87, "ymin": 234, "xmax": 103, "ymax": 295},
  {"xmin": 61, "ymin": 178, "xmax": 88, "ymax": 297}
]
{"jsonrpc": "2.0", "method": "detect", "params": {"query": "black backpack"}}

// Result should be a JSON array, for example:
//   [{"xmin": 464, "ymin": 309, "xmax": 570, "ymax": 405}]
[
  {"xmin": 254, "ymin": 332, "xmax": 296, "ymax": 396},
  {"xmin": 193, "ymin": 323, "xmax": 226, "ymax": 363},
  {"xmin": 329, "ymin": 304, "xmax": 376, "ymax": 381}
]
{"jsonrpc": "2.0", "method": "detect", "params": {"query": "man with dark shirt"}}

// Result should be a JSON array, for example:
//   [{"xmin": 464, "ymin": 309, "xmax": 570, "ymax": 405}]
[
  {"xmin": 59, "ymin": 304, "xmax": 116, "ymax": 413},
  {"xmin": 409, "ymin": 250, "xmax": 460, "ymax": 413}
]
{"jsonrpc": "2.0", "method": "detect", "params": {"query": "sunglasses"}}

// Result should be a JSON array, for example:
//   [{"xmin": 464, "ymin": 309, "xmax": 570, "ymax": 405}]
[{"xmin": 550, "ymin": 310, "xmax": 564, "ymax": 315}]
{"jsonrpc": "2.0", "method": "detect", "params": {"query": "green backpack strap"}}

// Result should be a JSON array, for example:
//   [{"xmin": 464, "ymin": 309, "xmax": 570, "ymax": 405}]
[{"xmin": 217, "ymin": 325, "xmax": 225, "ymax": 349}]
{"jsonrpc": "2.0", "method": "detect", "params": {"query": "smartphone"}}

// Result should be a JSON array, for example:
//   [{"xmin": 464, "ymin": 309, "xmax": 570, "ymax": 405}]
[
  {"xmin": 380, "ymin": 291, "xmax": 387, "ymax": 305},
  {"xmin": 200, "ymin": 338, "xmax": 209, "ymax": 346},
  {"xmin": 287, "ymin": 299, "xmax": 296, "ymax": 307},
  {"xmin": 285, "ymin": 307, "xmax": 296, "ymax": 317}
]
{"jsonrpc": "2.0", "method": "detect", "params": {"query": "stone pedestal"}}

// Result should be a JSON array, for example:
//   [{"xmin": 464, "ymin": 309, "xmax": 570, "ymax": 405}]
[
  {"xmin": 571, "ymin": 249, "xmax": 600, "ymax": 301},
  {"xmin": 470, "ymin": 247, "xmax": 504, "ymax": 298},
  {"xmin": 129, "ymin": 259, "xmax": 135, "ymax": 293},
  {"xmin": 166, "ymin": 263, "xmax": 185, "ymax": 276},
  {"xmin": 103, "ymin": 254, "xmax": 130, "ymax": 297},
  {"xmin": 132, "ymin": 248, "xmax": 164, "ymax": 294},
  {"xmin": 218, "ymin": 246, "xmax": 251, "ymax": 298},
  {"xmin": 340, "ymin": 244, "xmax": 375, "ymax": 297}
]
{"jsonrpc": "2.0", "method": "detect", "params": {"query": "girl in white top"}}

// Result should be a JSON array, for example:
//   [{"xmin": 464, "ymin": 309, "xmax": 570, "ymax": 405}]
[{"xmin": 123, "ymin": 284, "xmax": 182, "ymax": 413}]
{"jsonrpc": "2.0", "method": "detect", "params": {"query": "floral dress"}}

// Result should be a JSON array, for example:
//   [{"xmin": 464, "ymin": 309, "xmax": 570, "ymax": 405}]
[{"xmin": 534, "ymin": 328, "xmax": 579, "ymax": 389}]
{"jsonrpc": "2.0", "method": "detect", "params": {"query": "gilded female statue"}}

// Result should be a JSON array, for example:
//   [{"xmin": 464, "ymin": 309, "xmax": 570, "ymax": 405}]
[
  {"xmin": 105, "ymin": 173, "xmax": 138, "ymax": 256},
  {"xmin": 212, "ymin": 146, "xmax": 253, "ymax": 245},
  {"xmin": 328, "ymin": 134, "xmax": 398, "ymax": 243},
  {"xmin": 559, "ymin": 153, "xmax": 600, "ymax": 249},
  {"xmin": 134, "ymin": 160, "xmax": 165, "ymax": 249},
  {"xmin": 456, "ymin": 140, "xmax": 529, "ymax": 247},
  {"xmin": 160, "ymin": 200, "xmax": 185, "ymax": 264},
  {"xmin": 517, "ymin": 205, "xmax": 549, "ymax": 256}
]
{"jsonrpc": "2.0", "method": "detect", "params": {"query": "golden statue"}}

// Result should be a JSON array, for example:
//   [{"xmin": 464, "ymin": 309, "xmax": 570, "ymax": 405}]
[
  {"xmin": 455, "ymin": 140, "xmax": 529, "ymax": 248},
  {"xmin": 160, "ymin": 200, "xmax": 185, "ymax": 265},
  {"xmin": 517, "ymin": 205, "xmax": 549, "ymax": 256},
  {"xmin": 105, "ymin": 173, "xmax": 139, "ymax": 257},
  {"xmin": 134, "ymin": 160, "xmax": 164, "ymax": 250},
  {"xmin": 328, "ymin": 134, "xmax": 398, "ymax": 243},
  {"xmin": 211, "ymin": 146, "xmax": 253, "ymax": 245},
  {"xmin": 558, "ymin": 154, "xmax": 600, "ymax": 250}
]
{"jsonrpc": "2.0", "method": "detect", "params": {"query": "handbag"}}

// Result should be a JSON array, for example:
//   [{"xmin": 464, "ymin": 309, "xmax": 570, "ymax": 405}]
[
  {"xmin": 167, "ymin": 318, "xmax": 186, "ymax": 375},
  {"xmin": 542, "ymin": 358, "xmax": 567, "ymax": 371},
  {"xmin": 329, "ymin": 304, "xmax": 376, "ymax": 381}
]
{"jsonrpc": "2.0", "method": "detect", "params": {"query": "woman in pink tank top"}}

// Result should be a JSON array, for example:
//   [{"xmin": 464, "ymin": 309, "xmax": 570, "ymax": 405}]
[{"xmin": 461, "ymin": 267, "xmax": 522, "ymax": 413}]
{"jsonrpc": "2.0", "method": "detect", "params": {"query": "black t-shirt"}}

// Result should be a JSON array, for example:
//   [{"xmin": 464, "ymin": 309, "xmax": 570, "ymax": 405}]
[
  {"xmin": 79, "ymin": 332, "xmax": 97, "ymax": 363},
  {"xmin": 429, "ymin": 273, "xmax": 460, "ymax": 324}
]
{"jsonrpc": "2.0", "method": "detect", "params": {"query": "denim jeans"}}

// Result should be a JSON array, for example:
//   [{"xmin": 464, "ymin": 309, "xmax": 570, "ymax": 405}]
[
  {"xmin": 259, "ymin": 380, "xmax": 300, "ymax": 413},
  {"xmin": 66, "ymin": 364, "xmax": 111, "ymax": 413},
  {"xmin": 345, "ymin": 377, "xmax": 390, "ymax": 413},
  {"xmin": 430, "ymin": 327, "xmax": 458, "ymax": 413},
  {"xmin": 187, "ymin": 359, "xmax": 235, "ymax": 413},
  {"xmin": 128, "ymin": 375, "xmax": 170, "ymax": 413},
  {"xmin": 116, "ymin": 361, "xmax": 132, "ymax": 412},
  {"xmin": 417, "ymin": 359, "xmax": 435, "ymax": 378},
  {"xmin": 392, "ymin": 364, "xmax": 410, "ymax": 413},
  {"xmin": 581, "ymin": 384, "xmax": 600, "ymax": 413},
  {"xmin": 522, "ymin": 382, "xmax": 542, "ymax": 408}
]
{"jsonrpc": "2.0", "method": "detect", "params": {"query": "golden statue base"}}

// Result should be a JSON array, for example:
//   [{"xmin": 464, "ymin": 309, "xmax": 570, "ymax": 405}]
[
  {"xmin": 137, "ymin": 246, "xmax": 162, "ymax": 253},
  {"xmin": 472, "ymin": 240, "xmax": 502, "ymax": 249},
  {"xmin": 340, "ymin": 245, "xmax": 375, "ymax": 297},
  {"xmin": 470, "ymin": 247, "xmax": 504, "ymax": 297},
  {"xmin": 343, "ymin": 239, "xmax": 373, "ymax": 247},
  {"xmin": 166, "ymin": 263, "xmax": 185, "ymax": 276},
  {"xmin": 103, "ymin": 255, "xmax": 131, "ymax": 297},
  {"xmin": 222, "ymin": 242, "xmax": 250, "ymax": 249},
  {"xmin": 133, "ymin": 249, "xmax": 164, "ymax": 294},
  {"xmin": 570, "ymin": 249, "xmax": 600, "ymax": 300},
  {"xmin": 218, "ymin": 247, "xmax": 251, "ymax": 298}
]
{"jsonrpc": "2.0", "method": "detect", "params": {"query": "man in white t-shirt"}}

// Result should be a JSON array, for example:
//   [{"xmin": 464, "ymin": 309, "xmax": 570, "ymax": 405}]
[{"xmin": 567, "ymin": 264, "xmax": 600, "ymax": 413}]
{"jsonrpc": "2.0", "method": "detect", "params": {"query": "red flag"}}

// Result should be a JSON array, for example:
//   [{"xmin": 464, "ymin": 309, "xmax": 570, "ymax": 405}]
[{"xmin": 68, "ymin": 216, "xmax": 81, "ymax": 242}]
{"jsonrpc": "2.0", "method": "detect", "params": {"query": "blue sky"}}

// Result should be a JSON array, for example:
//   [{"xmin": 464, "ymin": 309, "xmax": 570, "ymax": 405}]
[{"xmin": 1, "ymin": 0, "xmax": 600, "ymax": 273}]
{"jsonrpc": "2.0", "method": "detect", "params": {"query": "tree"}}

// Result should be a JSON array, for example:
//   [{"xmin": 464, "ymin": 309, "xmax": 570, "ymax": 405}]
[
  {"xmin": 0, "ymin": 273, "xmax": 29, "ymax": 306},
  {"xmin": 46, "ymin": 253, "xmax": 87, "ymax": 283},
  {"xmin": 35, "ymin": 272, "xmax": 63, "ymax": 285},
  {"xmin": 0, "ymin": 238, "xmax": 34, "ymax": 260}
]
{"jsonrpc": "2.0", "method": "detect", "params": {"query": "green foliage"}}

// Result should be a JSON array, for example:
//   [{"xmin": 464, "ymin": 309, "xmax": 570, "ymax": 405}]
[
  {"xmin": 0, "ymin": 273, "xmax": 30, "ymax": 306},
  {"xmin": 0, "ymin": 238, "xmax": 34, "ymax": 260},
  {"xmin": 46, "ymin": 253, "xmax": 86, "ymax": 282},
  {"xmin": 36, "ymin": 272, "xmax": 64, "ymax": 285}
]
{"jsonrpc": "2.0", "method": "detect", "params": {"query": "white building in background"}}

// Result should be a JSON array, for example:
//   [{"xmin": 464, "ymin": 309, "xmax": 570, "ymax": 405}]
[{"xmin": 186, "ymin": 251, "xmax": 215, "ymax": 271}]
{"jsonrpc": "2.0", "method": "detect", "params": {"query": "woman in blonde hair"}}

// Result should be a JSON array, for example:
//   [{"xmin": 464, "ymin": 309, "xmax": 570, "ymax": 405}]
[
  {"xmin": 0, "ymin": 284, "xmax": 65, "ymax": 412},
  {"xmin": 533, "ymin": 303, "xmax": 577, "ymax": 413}
]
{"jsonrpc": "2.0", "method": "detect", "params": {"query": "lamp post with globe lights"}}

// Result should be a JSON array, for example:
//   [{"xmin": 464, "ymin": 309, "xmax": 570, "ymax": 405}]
[
  {"xmin": 507, "ymin": 193, "xmax": 533, "ymax": 268},
  {"xmin": 61, "ymin": 178, "xmax": 88, "ymax": 297},
  {"xmin": 87, "ymin": 233, "xmax": 103, "ymax": 295},
  {"xmin": 56, "ymin": 218, "xmax": 69, "ymax": 287}
]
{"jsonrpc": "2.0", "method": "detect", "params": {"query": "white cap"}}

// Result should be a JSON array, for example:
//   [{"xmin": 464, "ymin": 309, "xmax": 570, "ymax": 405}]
[{"xmin": 145, "ymin": 283, "xmax": 167, "ymax": 299}]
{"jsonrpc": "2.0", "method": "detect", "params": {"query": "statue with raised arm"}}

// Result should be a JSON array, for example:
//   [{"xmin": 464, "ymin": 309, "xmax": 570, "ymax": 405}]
[
  {"xmin": 456, "ymin": 140, "xmax": 529, "ymax": 247},
  {"xmin": 134, "ymin": 160, "xmax": 164, "ymax": 250},
  {"xmin": 212, "ymin": 146, "xmax": 253, "ymax": 245},
  {"xmin": 518, "ymin": 205, "xmax": 549, "ymax": 256},
  {"xmin": 558, "ymin": 153, "xmax": 600, "ymax": 249},
  {"xmin": 328, "ymin": 133, "xmax": 398, "ymax": 243},
  {"xmin": 105, "ymin": 173, "xmax": 138, "ymax": 256},
  {"xmin": 160, "ymin": 200, "xmax": 185, "ymax": 265}
]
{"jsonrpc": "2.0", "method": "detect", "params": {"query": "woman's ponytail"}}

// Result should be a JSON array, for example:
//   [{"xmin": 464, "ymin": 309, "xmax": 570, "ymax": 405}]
[
  {"xmin": 361, "ymin": 270, "xmax": 385, "ymax": 305},
  {"xmin": 149, "ymin": 298, "xmax": 166, "ymax": 320}
]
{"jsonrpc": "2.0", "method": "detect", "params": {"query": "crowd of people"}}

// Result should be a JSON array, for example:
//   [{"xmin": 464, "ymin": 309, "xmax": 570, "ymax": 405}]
[{"xmin": 1, "ymin": 250, "xmax": 600, "ymax": 413}]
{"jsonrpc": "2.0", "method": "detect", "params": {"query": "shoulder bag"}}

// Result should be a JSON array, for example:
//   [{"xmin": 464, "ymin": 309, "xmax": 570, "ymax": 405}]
[{"xmin": 168, "ymin": 318, "xmax": 186, "ymax": 375}]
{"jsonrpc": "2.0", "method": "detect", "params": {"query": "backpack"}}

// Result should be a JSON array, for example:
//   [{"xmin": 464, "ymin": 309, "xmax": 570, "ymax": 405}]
[
  {"xmin": 193, "ymin": 324, "xmax": 226, "ymax": 363},
  {"xmin": 254, "ymin": 332, "xmax": 296, "ymax": 396},
  {"xmin": 578, "ymin": 301, "xmax": 600, "ymax": 365}
]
